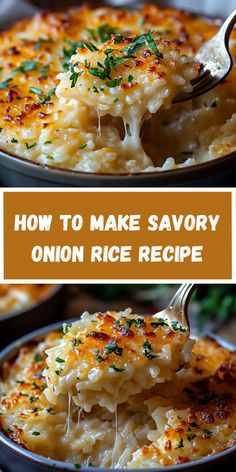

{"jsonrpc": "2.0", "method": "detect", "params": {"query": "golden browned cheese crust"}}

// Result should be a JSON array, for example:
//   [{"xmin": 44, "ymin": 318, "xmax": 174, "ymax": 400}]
[
  {"xmin": 0, "ymin": 319, "xmax": 236, "ymax": 468},
  {"xmin": 0, "ymin": 4, "xmax": 235, "ymax": 173}
]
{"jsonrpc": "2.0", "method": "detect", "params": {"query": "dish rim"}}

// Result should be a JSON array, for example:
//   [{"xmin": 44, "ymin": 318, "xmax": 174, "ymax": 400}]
[{"xmin": 0, "ymin": 320, "xmax": 236, "ymax": 471}]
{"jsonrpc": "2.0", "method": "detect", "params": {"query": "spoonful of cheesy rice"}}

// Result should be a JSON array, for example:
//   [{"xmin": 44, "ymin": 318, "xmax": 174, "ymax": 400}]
[{"xmin": 44, "ymin": 309, "xmax": 193, "ymax": 413}]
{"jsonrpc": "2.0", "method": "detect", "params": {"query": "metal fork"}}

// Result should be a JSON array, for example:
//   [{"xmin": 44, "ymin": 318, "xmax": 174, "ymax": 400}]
[
  {"xmin": 153, "ymin": 283, "xmax": 197, "ymax": 330},
  {"xmin": 174, "ymin": 9, "xmax": 236, "ymax": 103}
]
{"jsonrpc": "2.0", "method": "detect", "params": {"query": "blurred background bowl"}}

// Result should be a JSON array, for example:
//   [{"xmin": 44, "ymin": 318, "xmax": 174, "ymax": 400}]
[{"xmin": 0, "ymin": 284, "xmax": 65, "ymax": 349}]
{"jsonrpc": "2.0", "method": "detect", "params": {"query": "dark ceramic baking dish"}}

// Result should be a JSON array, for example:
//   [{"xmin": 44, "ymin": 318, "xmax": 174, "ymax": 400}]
[
  {"xmin": 0, "ymin": 322, "xmax": 235, "ymax": 472},
  {"xmin": 0, "ymin": 285, "xmax": 64, "ymax": 349},
  {"xmin": 0, "ymin": 0, "xmax": 236, "ymax": 188}
]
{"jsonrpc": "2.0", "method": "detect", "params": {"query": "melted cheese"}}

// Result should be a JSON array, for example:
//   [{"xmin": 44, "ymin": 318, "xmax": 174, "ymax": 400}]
[
  {"xmin": 44, "ymin": 309, "xmax": 192, "ymax": 412},
  {"xmin": 0, "ymin": 4, "xmax": 235, "ymax": 173}
]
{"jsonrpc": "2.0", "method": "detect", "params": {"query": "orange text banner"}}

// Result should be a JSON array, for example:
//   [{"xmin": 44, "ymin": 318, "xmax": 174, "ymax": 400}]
[{"xmin": 3, "ymin": 191, "xmax": 232, "ymax": 280}]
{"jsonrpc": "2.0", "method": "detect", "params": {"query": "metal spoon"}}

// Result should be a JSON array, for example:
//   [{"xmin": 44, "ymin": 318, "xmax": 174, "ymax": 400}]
[
  {"xmin": 153, "ymin": 283, "xmax": 197, "ymax": 330},
  {"xmin": 174, "ymin": 9, "xmax": 236, "ymax": 103}
]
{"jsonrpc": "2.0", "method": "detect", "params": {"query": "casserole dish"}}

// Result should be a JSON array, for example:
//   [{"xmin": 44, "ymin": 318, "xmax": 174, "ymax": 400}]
[
  {"xmin": 0, "ymin": 0, "xmax": 235, "ymax": 187},
  {"xmin": 0, "ymin": 285, "xmax": 64, "ymax": 349},
  {"xmin": 0, "ymin": 321, "xmax": 235, "ymax": 471}
]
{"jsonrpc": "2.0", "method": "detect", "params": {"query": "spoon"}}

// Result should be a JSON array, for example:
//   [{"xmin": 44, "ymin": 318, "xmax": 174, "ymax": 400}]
[
  {"xmin": 153, "ymin": 283, "xmax": 197, "ymax": 330},
  {"xmin": 173, "ymin": 9, "xmax": 236, "ymax": 103}
]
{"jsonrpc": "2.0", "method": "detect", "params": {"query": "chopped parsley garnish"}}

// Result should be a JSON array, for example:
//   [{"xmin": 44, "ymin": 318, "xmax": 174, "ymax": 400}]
[
  {"xmin": 29, "ymin": 86, "xmax": 44, "ymax": 95},
  {"xmin": 104, "ymin": 342, "xmax": 123, "ymax": 356},
  {"xmin": 92, "ymin": 86, "xmax": 100, "ymax": 93},
  {"xmin": 34, "ymin": 353, "xmax": 42, "ymax": 363},
  {"xmin": 26, "ymin": 143, "xmax": 36, "ymax": 149},
  {"xmin": 79, "ymin": 143, "xmax": 87, "ymax": 149},
  {"xmin": 189, "ymin": 422, "xmax": 200, "ymax": 428},
  {"xmin": 74, "ymin": 465, "xmax": 81, "ymax": 470},
  {"xmin": 97, "ymin": 23, "xmax": 119, "ymax": 43},
  {"xmin": 72, "ymin": 339, "xmax": 83, "ymax": 346},
  {"xmin": 175, "ymin": 438, "xmax": 184, "ymax": 449},
  {"xmin": 0, "ymin": 78, "xmax": 13, "ymax": 89},
  {"xmin": 34, "ymin": 37, "xmax": 53, "ymax": 51},
  {"xmin": 55, "ymin": 369, "xmax": 62, "ymax": 376},
  {"xmin": 94, "ymin": 349, "xmax": 105, "ymax": 363},
  {"xmin": 104, "ymin": 48, "xmax": 114, "ymax": 56},
  {"xmin": 88, "ymin": 52, "xmax": 127, "ymax": 81},
  {"xmin": 29, "ymin": 396, "xmax": 38, "ymax": 403},
  {"xmin": 44, "ymin": 141, "xmax": 52, "ymax": 145},
  {"xmin": 187, "ymin": 433, "xmax": 196, "ymax": 441},
  {"xmin": 114, "ymin": 34, "xmax": 124, "ymax": 44},
  {"xmin": 203, "ymin": 428, "xmax": 212, "ymax": 437},
  {"xmin": 135, "ymin": 317, "xmax": 145, "ymax": 327},
  {"xmin": 113, "ymin": 97, "xmax": 119, "ymax": 103},
  {"xmin": 171, "ymin": 321, "xmax": 188, "ymax": 332},
  {"xmin": 84, "ymin": 42, "xmax": 99, "ymax": 52},
  {"xmin": 32, "ymin": 431, "xmax": 40, "ymax": 436},
  {"xmin": 38, "ymin": 87, "xmax": 56, "ymax": 105},
  {"xmin": 150, "ymin": 319, "xmax": 168, "ymax": 328},
  {"xmin": 32, "ymin": 381, "xmax": 40, "ymax": 389},
  {"xmin": 12, "ymin": 60, "xmax": 38, "ymax": 75},
  {"xmin": 86, "ymin": 28, "xmax": 97, "ymax": 41},
  {"xmin": 110, "ymin": 364, "xmax": 125, "ymax": 372},
  {"xmin": 122, "ymin": 35, "xmax": 146, "ymax": 55},
  {"xmin": 122, "ymin": 31, "xmax": 163, "ymax": 59},
  {"xmin": 11, "ymin": 138, "xmax": 18, "ymax": 143},
  {"xmin": 70, "ymin": 70, "xmax": 83, "ymax": 88},
  {"xmin": 55, "ymin": 357, "xmax": 65, "ymax": 363},
  {"xmin": 45, "ymin": 407, "xmax": 55, "ymax": 414},
  {"xmin": 120, "ymin": 316, "xmax": 145, "ymax": 331},
  {"xmin": 105, "ymin": 77, "xmax": 122, "ymax": 88},
  {"xmin": 40, "ymin": 65, "xmax": 50, "ymax": 79},
  {"xmin": 128, "ymin": 74, "xmax": 134, "ymax": 83},
  {"xmin": 62, "ymin": 39, "xmax": 83, "ymax": 70},
  {"xmin": 146, "ymin": 30, "xmax": 163, "ymax": 58},
  {"xmin": 63, "ymin": 322, "xmax": 72, "ymax": 334},
  {"xmin": 143, "ymin": 340, "xmax": 157, "ymax": 360}
]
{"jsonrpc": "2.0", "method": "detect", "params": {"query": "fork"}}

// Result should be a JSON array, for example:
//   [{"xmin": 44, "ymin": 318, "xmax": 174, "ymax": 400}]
[
  {"xmin": 153, "ymin": 283, "xmax": 197, "ymax": 330},
  {"xmin": 174, "ymin": 9, "xmax": 236, "ymax": 103}
]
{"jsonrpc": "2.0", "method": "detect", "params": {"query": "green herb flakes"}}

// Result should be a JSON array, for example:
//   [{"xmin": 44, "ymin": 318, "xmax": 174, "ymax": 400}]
[
  {"xmin": 175, "ymin": 438, "xmax": 184, "ymax": 449},
  {"xmin": 34, "ymin": 353, "xmax": 42, "ymax": 363},
  {"xmin": 104, "ymin": 342, "xmax": 123, "ymax": 356},
  {"xmin": 0, "ymin": 78, "xmax": 13, "ymax": 89},
  {"xmin": 63, "ymin": 323, "xmax": 72, "ymax": 334},
  {"xmin": 55, "ymin": 357, "xmax": 65, "ymax": 363},
  {"xmin": 109, "ymin": 364, "xmax": 125, "ymax": 372}
]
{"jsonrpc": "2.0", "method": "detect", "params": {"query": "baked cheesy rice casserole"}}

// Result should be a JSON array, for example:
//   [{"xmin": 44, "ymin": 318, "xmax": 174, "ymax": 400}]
[
  {"xmin": 0, "ymin": 4, "xmax": 235, "ymax": 173},
  {"xmin": 1, "ymin": 309, "xmax": 236, "ymax": 468},
  {"xmin": 0, "ymin": 284, "xmax": 53, "ymax": 316}
]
